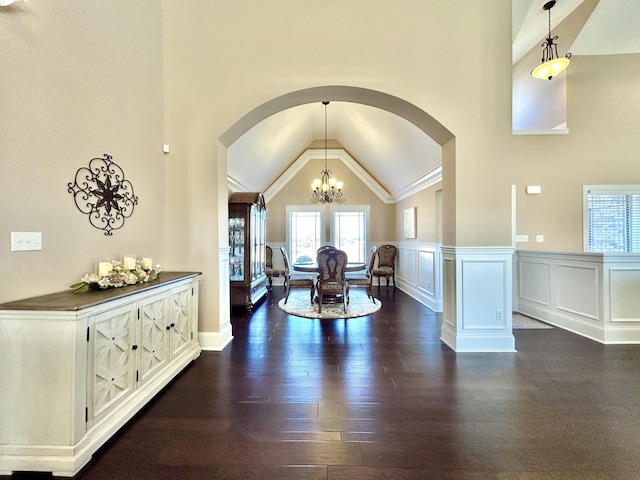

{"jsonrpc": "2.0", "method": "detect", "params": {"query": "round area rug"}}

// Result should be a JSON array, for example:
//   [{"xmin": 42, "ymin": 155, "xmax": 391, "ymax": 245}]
[{"xmin": 278, "ymin": 289, "xmax": 381, "ymax": 319}]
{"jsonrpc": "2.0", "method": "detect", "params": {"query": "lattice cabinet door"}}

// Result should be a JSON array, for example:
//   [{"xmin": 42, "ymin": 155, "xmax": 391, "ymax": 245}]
[
  {"xmin": 170, "ymin": 283, "xmax": 194, "ymax": 358},
  {"xmin": 87, "ymin": 302, "xmax": 137, "ymax": 427},
  {"xmin": 138, "ymin": 292, "xmax": 171, "ymax": 384}
]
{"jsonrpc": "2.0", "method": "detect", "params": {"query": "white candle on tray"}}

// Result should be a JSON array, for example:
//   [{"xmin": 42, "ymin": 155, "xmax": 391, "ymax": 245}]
[
  {"xmin": 98, "ymin": 261, "xmax": 113, "ymax": 277},
  {"xmin": 141, "ymin": 257, "xmax": 153, "ymax": 270},
  {"xmin": 123, "ymin": 255, "xmax": 136, "ymax": 270}
]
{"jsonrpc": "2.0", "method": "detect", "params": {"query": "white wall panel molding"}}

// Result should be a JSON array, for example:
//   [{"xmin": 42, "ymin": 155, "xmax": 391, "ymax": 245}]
[
  {"xmin": 519, "ymin": 260, "xmax": 551, "ymax": 305},
  {"xmin": 395, "ymin": 242, "xmax": 442, "ymax": 313},
  {"xmin": 440, "ymin": 246, "xmax": 515, "ymax": 352},
  {"xmin": 555, "ymin": 263, "xmax": 599, "ymax": 320},
  {"xmin": 608, "ymin": 267, "xmax": 640, "ymax": 322},
  {"xmin": 516, "ymin": 250, "xmax": 640, "ymax": 344}
]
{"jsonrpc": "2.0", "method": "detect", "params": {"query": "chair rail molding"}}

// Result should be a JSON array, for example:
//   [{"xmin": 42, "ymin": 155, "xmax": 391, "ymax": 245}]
[{"xmin": 440, "ymin": 246, "xmax": 515, "ymax": 353}]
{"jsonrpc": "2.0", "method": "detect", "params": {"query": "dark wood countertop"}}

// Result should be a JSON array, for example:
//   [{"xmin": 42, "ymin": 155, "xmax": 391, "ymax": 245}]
[{"xmin": 0, "ymin": 271, "xmax": 202, "ymax": 312}]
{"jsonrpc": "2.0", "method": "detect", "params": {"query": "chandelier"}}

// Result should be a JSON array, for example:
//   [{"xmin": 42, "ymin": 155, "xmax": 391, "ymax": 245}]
[
  {"xmin": 531, "ymin": 0, "xmax": 571, "ymax": 80},
  {"xmin": 311, "ymin": 101, "xmax": 344, "ymax": 204}
]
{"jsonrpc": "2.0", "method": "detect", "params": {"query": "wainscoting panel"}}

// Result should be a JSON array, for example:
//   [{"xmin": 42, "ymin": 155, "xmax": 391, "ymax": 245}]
[
  {"xmin": 556, "ymin": 263, "xmax": 599, "ymax": 320},
  {"xmin": 443, "ymin": 256, "xmax": 455, "ymax": 328},
  {"xmin": 461, "ymin": 259, "xmax": 507, "ymax": 330},
  {"xmin": 396, "ymin": 243, "xmax": 443, "ymax": 313},
  {"xmin": 441, "ymin": 246, "xmax": 515, "ymax": 352},
  {"xmin": 519, "ymin": 260, "xmax": 550, "ymax": 306},
  {"xmin": 401, "ymin": 248, "xmax": 418, "ymax": 286},
  {"xmin": 516, "ymin": 251, "xmax": 640, "ymax": 344},
  {"xmin": 418, "ymin": 250, "xmax": 436, "ymax": 296},
  {"xmin": 609, "ymin": 268, "xmax": 640, "ymax": 322}
]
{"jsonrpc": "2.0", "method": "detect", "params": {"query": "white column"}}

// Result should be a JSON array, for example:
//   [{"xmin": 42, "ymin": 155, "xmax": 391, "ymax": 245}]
[{"xmin": 440, "ymin": 246, "xmax": 515, "ymax": 352}]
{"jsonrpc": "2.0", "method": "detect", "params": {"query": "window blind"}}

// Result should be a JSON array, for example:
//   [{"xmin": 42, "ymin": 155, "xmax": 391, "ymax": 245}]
[{"xmin": 587, "ymin": 192, "xmax": 640, "ymax": 252}]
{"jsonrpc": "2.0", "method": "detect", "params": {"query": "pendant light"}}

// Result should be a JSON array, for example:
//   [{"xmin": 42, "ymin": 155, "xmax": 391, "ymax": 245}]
[
  {"xmin": 310, "ymin": 101, "xmax": 344, "ymax": 204},
  {"xmin": 531, "ymin": 0, "xmax": 571, "ymax": 80}
]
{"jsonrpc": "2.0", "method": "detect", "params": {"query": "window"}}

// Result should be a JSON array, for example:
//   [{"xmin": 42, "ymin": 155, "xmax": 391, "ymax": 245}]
[
  {"xmin": 287, "ymin": 206, "xmax": 324, "ymax": 264},
  {"xmin": 331, "ymin": 207, "xmax": 368, "ymax": 263},
  {"xmin": 584, "ymin": 185, "xmax": 640, "ymax": 252},
  {"xmin": 286, "ymin": 204, "xmax": 370, "ymax": 265}
]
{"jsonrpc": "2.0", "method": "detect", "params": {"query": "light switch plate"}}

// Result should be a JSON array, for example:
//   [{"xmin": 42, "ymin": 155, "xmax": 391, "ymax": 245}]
[
  {"xmin": 536, "ymin": 235, "xmax": 544, "ymax": 242},
  {"xmin": 11, "ymin": 232, "xmax": 42, "ymax": 251},
  {"xmin": 515, "ymin": 235, "xmax": 528, "ymax": 242}
]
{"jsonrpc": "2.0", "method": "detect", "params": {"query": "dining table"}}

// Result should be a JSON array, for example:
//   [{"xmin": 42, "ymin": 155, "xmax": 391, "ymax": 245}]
[{"xmin": 291, "ymin": 262, "xmax": 366, "ymax": 273}]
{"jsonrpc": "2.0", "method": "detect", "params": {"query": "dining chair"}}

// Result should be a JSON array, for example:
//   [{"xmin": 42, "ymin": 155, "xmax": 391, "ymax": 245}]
[
  {"xmin": 316, "ymin": 247, "xmax": 349, "ymax": 313},
  {"xmin": 345, "ymin": 245, "xmax": 377, "ymax": 303},
  {"xmin": 265, "ymin": 245, "xmax": 285, "ymax": 290},
  {"xmin": 280, "ymin": 247, "xmax": 315, "ymax": 304},
  {"xmin": 372, "ymin": 244, "xmax": 397, "ymax": 287}
]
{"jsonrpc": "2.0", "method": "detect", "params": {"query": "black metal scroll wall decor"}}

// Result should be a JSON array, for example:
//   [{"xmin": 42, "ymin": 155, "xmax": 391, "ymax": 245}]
[{"xmin": 67, "ymin": 153, "xmax": 138, "ymax": 236}]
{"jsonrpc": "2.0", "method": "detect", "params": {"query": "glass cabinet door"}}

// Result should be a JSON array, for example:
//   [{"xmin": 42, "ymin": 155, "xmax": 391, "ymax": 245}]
[{"xmin": 229, "ymin": 214, "xmax": 245, "ymax": 281}]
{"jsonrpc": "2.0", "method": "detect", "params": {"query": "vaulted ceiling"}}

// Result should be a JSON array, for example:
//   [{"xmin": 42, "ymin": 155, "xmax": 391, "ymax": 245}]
[{"xmin": 227, "ymin": 0, "xmax": 640, "ymax": 201}]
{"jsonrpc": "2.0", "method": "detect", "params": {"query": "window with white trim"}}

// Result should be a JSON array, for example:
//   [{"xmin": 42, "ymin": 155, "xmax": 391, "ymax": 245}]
[
  {"xmin": 331, "ymin": 205, "xmax": 369, "ymax": 263},
  {"xmin": 286, "ymin": 205, "xmax": 370, "ymax": 265},
  {"xmin": 584, "ymin": 185, "xmax": 640, "ymax": 252},
  {"xmin": 286, "ymin": 206, "xmax": 324, "ymax": 265}
]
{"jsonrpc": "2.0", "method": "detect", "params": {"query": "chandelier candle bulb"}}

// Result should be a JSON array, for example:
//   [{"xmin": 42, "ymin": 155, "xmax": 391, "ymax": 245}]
[
  {"xmin": 122, "ymin": 255, "xmax": 136, "ymax": 270},
  {"xmin": 98, "ymin": 261, "xmax": 113, "ymax": 277}
]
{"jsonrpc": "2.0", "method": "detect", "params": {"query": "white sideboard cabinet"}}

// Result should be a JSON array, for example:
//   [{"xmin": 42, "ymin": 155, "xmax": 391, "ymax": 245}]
[{"xmin": 0, "ymin": 272, "xmax": 202, "ymax": 476}]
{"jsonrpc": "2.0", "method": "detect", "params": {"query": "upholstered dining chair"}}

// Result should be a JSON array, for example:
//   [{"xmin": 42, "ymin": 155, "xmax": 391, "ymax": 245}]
[
  {"xmin": 316, "ymin": 247, "xmax": 349, "ymax": 314},
  {"xmin": 279, "ymin": 247, "xmax": 315, "ymax": 304},
  {"xmin": 345, "ymin": 246, "xmax": 377, "ymax": 303},
  {"xmin": 265, "ymin": 246, "xmax": 285, "ymax": 290},
  {"xmin": 372, "ymin": 244, "xmax": 397, "ymax": 288}
]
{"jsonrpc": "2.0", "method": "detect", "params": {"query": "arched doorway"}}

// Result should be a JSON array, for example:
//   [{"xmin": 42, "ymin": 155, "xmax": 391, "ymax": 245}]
[{"xmin": 211, "ymin": 85, "xmax": 457, "ymax": 350}]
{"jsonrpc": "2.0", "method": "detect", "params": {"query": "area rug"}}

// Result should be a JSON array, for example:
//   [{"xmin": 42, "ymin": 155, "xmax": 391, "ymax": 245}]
[
  {"xmin": 278, "ymin": 289, "xmax": 381, "ymax": 319},
  {"xmin": 512, "ymin": 313, "xmax": 554, "ymax": 329}
]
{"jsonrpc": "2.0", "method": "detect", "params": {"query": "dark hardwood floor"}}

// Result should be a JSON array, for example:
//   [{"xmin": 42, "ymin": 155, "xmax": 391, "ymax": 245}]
[{"xmin": 8, "ymin": 286, "xmax": 640, "ymax": 479}]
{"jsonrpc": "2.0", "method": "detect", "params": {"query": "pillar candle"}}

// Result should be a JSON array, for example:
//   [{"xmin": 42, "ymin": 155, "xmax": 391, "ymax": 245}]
[
  {"xmin": 141, "ymin": 257, "xmax": 153, "ymax": 270},
  {"xmin": 98, "ymin": 261, "xmax": 113, "ymax": 277},
  {"xmin": 123, "ymin": 255, "xmax": 136, "ymax": 270}
]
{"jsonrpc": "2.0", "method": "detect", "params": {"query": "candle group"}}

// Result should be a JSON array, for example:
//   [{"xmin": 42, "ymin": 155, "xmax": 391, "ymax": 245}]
[{"xmin": 97, "ymin": 255, "xmax": 154, "ymax": 276}]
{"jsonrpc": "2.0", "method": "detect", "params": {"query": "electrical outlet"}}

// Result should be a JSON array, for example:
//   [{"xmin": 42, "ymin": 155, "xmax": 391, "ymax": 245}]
[
  {"xmin": 515, "ymin": 235, "xmax": 528, "ymax": 242},
  {"xmin": 536, "ymin": 235, "xmax": 544, "ymax": 242},
  {"xmin": 496, "ymin": 309, "xmax": 504, "ymax": 320},
  {"xmin": 11, "ymin": 232, "xmax": 42, "ymax": 251}
]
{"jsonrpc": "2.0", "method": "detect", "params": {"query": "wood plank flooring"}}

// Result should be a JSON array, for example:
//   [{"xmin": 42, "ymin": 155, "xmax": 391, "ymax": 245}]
[{"xmin": 8, "ymin": 286, "xmax": 640, "ymax": 479}]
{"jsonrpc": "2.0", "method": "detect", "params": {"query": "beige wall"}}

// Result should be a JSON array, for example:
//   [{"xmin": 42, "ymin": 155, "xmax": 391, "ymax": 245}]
[
  {"xmin": 395, "ymin": 184, "xmax": 443, "ymax": 244},
  {"xmin": 2, "ymin": 1, "xmax": 638, "ymax": 337},
  {"xmin": 512, "ymin": 53, "xmax": 640, "ymax": 251},
  {"xmin": 266, "ymin": 155, "xmax": 395, "ymax": 244},
  {"xmin": 0, "ymin": 1, "xmax": 165, "ymax": 303}
]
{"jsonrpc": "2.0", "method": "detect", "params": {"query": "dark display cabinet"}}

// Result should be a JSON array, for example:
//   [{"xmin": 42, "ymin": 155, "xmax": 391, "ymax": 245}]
[{"xmin": 228, "ymin": 192, "xmax": 267, "ymax": 309}]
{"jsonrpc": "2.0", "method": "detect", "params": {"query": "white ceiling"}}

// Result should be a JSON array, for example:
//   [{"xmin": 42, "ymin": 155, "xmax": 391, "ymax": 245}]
[
  {"xmin": 227, "ymin": 101, "xmax": 442, "ymax": 197},
  {"xmin": 228, "ymin": 0, "xmax": 640, "ymax": 199}
]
